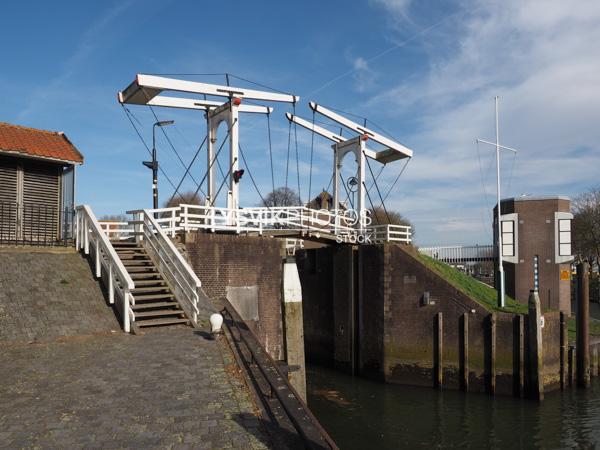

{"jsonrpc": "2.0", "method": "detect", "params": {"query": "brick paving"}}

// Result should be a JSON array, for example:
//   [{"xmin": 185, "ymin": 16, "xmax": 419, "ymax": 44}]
[
  {"xmin": 0, "ymin": 328, "xmax": 275, "ymax": 449},
  {"xmin": 0, "ymin": 251, "xmax": 119, "ymax": 342}
]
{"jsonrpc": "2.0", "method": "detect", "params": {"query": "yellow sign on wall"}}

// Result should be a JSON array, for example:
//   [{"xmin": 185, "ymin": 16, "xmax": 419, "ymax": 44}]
[{"xmin": 560, "ymin": 269, "xmax": 570, "ymax": 281}]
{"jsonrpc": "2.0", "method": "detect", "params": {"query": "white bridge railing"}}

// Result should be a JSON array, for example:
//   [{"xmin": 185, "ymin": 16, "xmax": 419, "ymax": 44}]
[
  {"xmin": 131, "ymin": 204, "xmax": 411, "ymax": 244},
  {"xmin": 75, "ymin": 205, "xmax": 135, "ymax": 332},
  {"xmin": 128, "ymin": 209, "xmax": 204, "ymax": 326},
  {"xmin": 99, "ymin": 221, "xmax": 135, "ymax": 240},
  {"xmin": 369, "ymin": 224, "xmax": 412, "ymax": 244},
  {"xmin": 419, "ymin": 245, "xmax": 495, "ymax": 263}
]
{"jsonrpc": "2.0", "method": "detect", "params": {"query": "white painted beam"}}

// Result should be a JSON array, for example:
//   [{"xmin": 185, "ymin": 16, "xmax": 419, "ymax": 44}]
[
  {"xmin": 309, "ymin": 102, "xmax": 413, "ymax": 158},
  {"xmin": 144, "ymin": 95, "xmax": 272, "ymax": 114},
  {"xmin": 285, "ymin": 113, "xmax": 344, "ymax": 143},
  {"xmin": 286, "ymin": 113, "xmax": 386, "ymax": 161},
  {"xmin": 119, "ymin": 74, "xmax": 299, "ymax": 104}
]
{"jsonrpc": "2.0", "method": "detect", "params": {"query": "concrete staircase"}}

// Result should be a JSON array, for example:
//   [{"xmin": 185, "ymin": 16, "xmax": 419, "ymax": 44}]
[{"xmin": 112, "ymin": 240, "xmax": 191, "ymax": 329}]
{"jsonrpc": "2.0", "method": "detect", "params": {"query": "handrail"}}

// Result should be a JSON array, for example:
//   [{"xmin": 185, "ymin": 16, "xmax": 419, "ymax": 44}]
[
  {"xmin": 75, "ymin": 205, "xmax": 135, "ymax": 332},
  {"xmin": 139, "ymin": 209, "xmax": 203, "ymax": 326},
  {"xmin": 221, "ymin": 300, "xmax": 338, "ymax": 450}
]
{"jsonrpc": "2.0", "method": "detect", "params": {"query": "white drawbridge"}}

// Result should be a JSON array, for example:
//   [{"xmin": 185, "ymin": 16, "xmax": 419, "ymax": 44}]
[{"xmin": 118, "ymin": 73, "xmax": 413, "ymax": 243}]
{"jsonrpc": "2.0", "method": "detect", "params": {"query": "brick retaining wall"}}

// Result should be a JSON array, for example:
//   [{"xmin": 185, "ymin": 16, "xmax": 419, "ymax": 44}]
[
  {"xmin": 298, "ymin": 243, "xmax": 563, "ymax": 396},
  {"xmin": 185, "ymin": 232, "xmax": 285, "ymax": 360}
]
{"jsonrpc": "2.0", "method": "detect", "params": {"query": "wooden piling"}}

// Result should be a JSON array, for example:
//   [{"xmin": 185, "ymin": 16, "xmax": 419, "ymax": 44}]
[
  {"xmin": 434, "ymin": 312, "xmax": 443, "ymax": 389},
  {"xmin": 568, "ymin": 345, "xmax": 576, "ymax": 386},
  {"xmin": 592, "ymin": 345, "xmax": 598, "ymax": 378},
  {"xmin": 489, "ymin": 313, "xmax": 496, "ymax": 395},
  {"xmin": 576, "ymin": 262, "xmax": 590, "ymax": 388},
  {"xmin": 515, "ymin": 314, "xmax": 525, "ymax": 398},
  {"xmin": 460, "ymin": 313, "xmax": 469, "ymax": 392},
  {"xmin": 560, "ymin": 311, "xmax": 568, "ymax": 390}
]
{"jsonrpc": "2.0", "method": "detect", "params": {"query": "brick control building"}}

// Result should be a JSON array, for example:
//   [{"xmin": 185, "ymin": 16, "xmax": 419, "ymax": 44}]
[{"xmin": 494, "ymin": 196, "xmax": 573, "ymax": 312}]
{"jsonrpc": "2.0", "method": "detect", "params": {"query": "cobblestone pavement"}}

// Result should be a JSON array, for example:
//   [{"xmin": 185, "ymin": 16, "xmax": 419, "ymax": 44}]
[
  {"xmin": 0, "ymin": 251, "xmax": 119, "ymax": 342},
  {"xmin": 0, "ymin": 328, "xmax": 274, "ymax": 449}
]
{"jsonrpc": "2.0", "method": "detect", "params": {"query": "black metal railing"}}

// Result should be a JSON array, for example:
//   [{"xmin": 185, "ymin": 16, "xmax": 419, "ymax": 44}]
[
  {"xmin": 220, "ymin": 299, "xmax": 338, "ymax": 450},
  {"xmin": 0, "ymin": 201, "xmax": 75, "ymax": 246}
]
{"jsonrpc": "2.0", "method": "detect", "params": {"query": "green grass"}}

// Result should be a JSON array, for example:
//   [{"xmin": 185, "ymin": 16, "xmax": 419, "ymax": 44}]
[
  {"xmin": 568, "ymin": 316, "xmax": 600, "ymax": 342},
  {"xmin": 416, "ymin": 253, "xmax": 528, "ymax": 314}
]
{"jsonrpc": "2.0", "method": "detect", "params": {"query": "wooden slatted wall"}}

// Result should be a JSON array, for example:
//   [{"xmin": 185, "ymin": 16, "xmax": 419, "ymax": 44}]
[
  {"xmin": 0, "ymin": 157, "xmax": 18, "ymax": 239},
  {"xmin": 21, "ymin": 162, "xmax": 60, "ymax": 241}
]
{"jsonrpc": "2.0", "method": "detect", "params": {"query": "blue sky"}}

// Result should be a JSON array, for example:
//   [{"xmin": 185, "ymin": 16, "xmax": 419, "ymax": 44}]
[{"xmin": 2, "ymin": 0, "xmax": 599, "ymax": 245}]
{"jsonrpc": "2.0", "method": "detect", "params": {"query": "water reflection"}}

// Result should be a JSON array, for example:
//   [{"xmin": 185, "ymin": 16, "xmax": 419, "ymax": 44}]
[{"xmin": 307, "ymin": 365, "xmax": 600, "ymax": 449}]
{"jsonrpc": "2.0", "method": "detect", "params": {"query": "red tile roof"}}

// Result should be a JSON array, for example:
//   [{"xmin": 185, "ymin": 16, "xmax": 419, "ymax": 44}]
[{"xmin": 0, "ymin": 122, "xmax": 83, "ymax": 164}]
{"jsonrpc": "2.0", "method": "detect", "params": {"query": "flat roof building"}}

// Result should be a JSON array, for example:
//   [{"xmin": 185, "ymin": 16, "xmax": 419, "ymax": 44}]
[{"xmin": 494, "ymin": 196, "xmax": 573, "ymax": 312}]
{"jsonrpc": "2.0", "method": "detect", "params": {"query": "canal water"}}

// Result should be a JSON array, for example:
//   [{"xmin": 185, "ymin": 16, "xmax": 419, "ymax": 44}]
[{"xmin": 307, "ymin": 365, "xmax": 600, "ymax": 449}]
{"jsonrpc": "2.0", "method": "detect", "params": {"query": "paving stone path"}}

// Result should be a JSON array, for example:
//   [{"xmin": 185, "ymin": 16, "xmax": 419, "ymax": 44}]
[{"xmin": 0, "ymin": 328, "xmax": 275, "ymax": 449}]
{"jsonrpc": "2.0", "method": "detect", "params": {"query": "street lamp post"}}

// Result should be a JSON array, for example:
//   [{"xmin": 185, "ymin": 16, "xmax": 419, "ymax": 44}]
[{"xmin": 144, "ymin": 120, "xmax": 174, "ymax": 209}]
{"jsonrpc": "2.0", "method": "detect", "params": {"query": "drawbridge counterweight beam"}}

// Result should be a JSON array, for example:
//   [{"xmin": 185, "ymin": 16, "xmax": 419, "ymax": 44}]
[
  {"xmin": 144, "ymin": 95, "xmax": 273, "ymax": 114},
  {"xmin": 308, "ymin": 102, "xmax": 413, "ymax": 160},
  {"xmin": 119, "ymin": 74, "xmax": 299, "ymax": 105}
]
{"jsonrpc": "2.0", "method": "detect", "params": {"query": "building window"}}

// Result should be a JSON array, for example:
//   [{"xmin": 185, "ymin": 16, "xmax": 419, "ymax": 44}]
[
  {"xmin": 558, "ymin": 219, "xmax": 571, "ymax": 256},
  {"xmin": 554, "ymin": 211, "xmax": 574, "ymax": 264},
  {"xmin": 502, "ymin": 220, "xmax": 515, "ymax": 257},
  {"xmin": 499, "ymin": 213, "xmax": 518, "ymax": 264}
]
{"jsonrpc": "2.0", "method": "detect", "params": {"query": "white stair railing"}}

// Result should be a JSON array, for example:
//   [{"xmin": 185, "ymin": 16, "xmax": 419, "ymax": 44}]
[
  {"xmin": 75, "ymin": 205, "xmax": 135, "ymax": 332},
  {"xmin": 135, "ymin": 209, "xmax": 203, "ymax": 326}
]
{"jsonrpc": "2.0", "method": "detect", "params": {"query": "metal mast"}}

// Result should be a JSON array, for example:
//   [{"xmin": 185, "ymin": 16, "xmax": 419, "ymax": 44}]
[
  {"xmin": 477, "ymin": 96, "xmax": 518, "ymax": 308},
  {"xmin": 494, "ymin": 96, "xmax": 505, "ymax": 308}
]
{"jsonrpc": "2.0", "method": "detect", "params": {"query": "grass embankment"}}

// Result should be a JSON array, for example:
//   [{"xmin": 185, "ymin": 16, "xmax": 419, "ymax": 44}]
[
  {"xmin": 416, "ymin": 253, "xmax": 528, "ymax": 314},
  {"xmin": 568, "ymin": 317, "xmax": 600, "ymax": 342}
]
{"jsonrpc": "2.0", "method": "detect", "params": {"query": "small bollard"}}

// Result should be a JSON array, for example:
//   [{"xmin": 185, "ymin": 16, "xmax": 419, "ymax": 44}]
[
  {"xmin": 209, "ymin": 313, "xmax": 224, "ymax": 340},
  {"xmin": 527, "ymin": 290, "xmax": 544, "ymax": 401}
]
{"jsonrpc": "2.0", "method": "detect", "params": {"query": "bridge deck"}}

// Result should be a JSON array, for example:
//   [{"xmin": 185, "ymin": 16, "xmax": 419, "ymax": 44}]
[{"xmin": 104, "ymin": 204, "xmax": 412, "ymax": 246}]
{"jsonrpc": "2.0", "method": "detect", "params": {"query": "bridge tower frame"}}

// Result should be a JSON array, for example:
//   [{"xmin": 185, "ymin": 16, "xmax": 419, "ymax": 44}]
[
  {"xmin": 118, "ymin": 74, "xmax": 299, "ymax": 213},
  {"xmin": 332, "ymin": 136, "xmax": 368, "ymax": 231},
  {"xmin": 206, "ymin": 100, "xmax": 240, "ymax": 210},
  {"xmin": 287, "ymin": 102, "xmax": 413, "ymax": 232}
]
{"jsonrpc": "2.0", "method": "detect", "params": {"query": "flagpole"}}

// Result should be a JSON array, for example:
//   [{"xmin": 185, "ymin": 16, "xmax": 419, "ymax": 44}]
[
  {"xmin": 495, "ymin": 96, "xmax": 505, "ymax": 308},
  {"xmin": 477, "ymin": 97, "xmax": 518, "ymax": 308}
]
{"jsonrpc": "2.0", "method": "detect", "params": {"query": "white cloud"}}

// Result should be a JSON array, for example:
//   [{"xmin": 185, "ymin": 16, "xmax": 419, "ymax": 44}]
[
  {"xmin": 366, "ymin": 0, "xmax": 600, "ymax": 245},
  {"xmin": 350, "ymin": 56, "xmax": 377, "ymax": 92},
  {"xmin": 353, "ymin": 57, "xmax": 369, "ymax": 71},
  {"xmin": 369, "ymin": 0, "xmax": 412, "ymax": 19}
]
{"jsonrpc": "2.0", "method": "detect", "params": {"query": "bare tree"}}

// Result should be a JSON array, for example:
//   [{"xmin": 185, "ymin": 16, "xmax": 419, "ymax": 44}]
[
  {"xmin": 164, "ymin": 191, "xmax": 203, "ymax": 208},
  {"xmin": 261, "ymin": 187, "xmax": 301, "ymax": 207},
  {"xmin": 572, "ymin": 186, "xmax": 600, "ymax": 264},
  {"xmin": 369, "ymin": 206, "xmax": 414, "ymax": 230}
]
